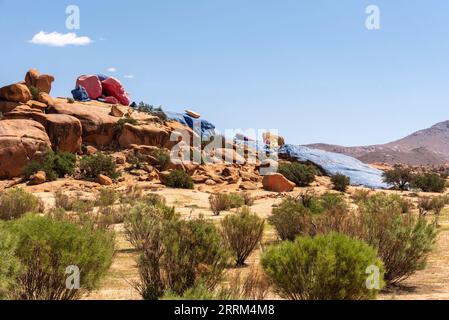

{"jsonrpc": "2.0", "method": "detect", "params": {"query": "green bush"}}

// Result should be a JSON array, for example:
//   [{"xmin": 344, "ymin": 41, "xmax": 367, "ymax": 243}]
[
  {"xmin": 413, "ymin": 173, "xmax": 447, "ymax": 193},
  {"xmin": 152, "ymin": 149, "xmax": 171, "ymax": 171},
  {"xmin": 261, "ymin": 233, "xmax": 384, "ymax": 300},
  {"xmin": 0, "ymin": 189, "xmax": 40, "ymax": 220},
  {"xmin": 268, "ymin": 197, "xmax": 314, "ymax": 241},
  {"xmin": 125, "ymin": 204, "xmax": 228, "ymax": 299},
  {"xmin": 23, "ymin": 150, "xmax": 76, "ymax": 181},
  {"xmin": 331, "ymin": 173, "xmax": 350, "ymax": 192},
  {"xmin": 113, "ymin": 116, "xmax": 138, "ymax": 135},
  {"xmin": 382, "ymin": 167, "xmax": 413, "ymax": 191},
  {"xmin": 278, "ymin": 162, "xmax": 317, "ymax": 187},
  {"xmin": 163, "ymin": 170, "xmax": 194, "ymax": 189},
  {"xmin": 0, "ymin": 226, "xmax": 22, "ymax": 299},
  {"xmin": 80, "ymin": 152, "xmax": 120, "ymax": 180},
  {"xmin": 5, "ymin": 214, "xmax": 115, "ymax": 300},
  {"xmin": 228, "ymin": 193, "xmax": 245, "ymax": 208},
  {"xmin": 221, "ymin": 207, "xmax": 265, "ymax": 266},
  {"xmin": 357, "ymin": 194, "xmax": 437, "ymax": 284}
]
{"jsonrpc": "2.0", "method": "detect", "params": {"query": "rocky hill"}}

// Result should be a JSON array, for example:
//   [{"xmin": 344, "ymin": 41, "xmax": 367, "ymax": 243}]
[{"xmin": 308, "ymin": 121, "xmax": 449, "ymax": 165}]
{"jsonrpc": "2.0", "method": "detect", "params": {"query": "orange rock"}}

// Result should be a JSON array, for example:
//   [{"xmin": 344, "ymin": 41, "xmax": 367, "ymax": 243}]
[
  {"xmin": 29, "ymin": 171, "xmax": 46, "ymax": 185},
  {"xmin": 98, "ymin": 174, "xmax": 113, "ymax": 186},
  {"xmin": 0, "ymin": 83, "xmax": 32, "ymax": 103},
  {"xmin": 0, "ymin": 119, "xmax": 51, "ymax": 178},
  {"xmin": 262, "ymin": 173, "xmax": 295, "ymax": 193},
  {"xmin": 25, "ymin": 69, "xmax": 55, "ymax": 94},
  {"xmin": 38, "ymin": 92, "xmax": 55, "ymax": 106},
  {"xmin": 118, "ymin": 123, "xmax": 170, "ymax": 149}
]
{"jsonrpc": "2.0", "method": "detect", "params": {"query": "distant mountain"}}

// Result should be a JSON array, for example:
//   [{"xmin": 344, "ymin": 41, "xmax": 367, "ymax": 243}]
[{"xmin": 308, "ymin": 121, "xmax": 449, "ymax": 165}]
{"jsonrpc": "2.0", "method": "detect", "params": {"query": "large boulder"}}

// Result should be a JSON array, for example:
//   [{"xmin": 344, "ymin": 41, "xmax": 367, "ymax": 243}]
[
  {"xmin": 0, "ymin": 83, "xmax": 32, "ymax": 103},
  {"xmin": 4, "ymin": 107, "xmax": 82, "ymax": 153},
  {"xmin": 48, "ymin": 102, "xmax": 118, "ymax": 146},
  {"xmin": 0, "ymin": 101, "xmax": 22, "ymax": 114},
  {"xmin": 25, "ymin": 69, "xmax": 55, "ymax": 94},
  {"xmin": 0, "ymin": 119, "xmax": 51, "ymax": 178},
  {"xmin": 118, "ymin": 123, "xmax": 171, "ymax": 148},
  {"xmin": 262, "ymin": 173, "xmax": 295, "ymax": 193}
]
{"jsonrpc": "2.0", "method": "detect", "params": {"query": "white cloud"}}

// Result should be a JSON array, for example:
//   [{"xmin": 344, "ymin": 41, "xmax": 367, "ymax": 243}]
[
  {"xmin": 107, "ymin": 67, "xmax": 117, "ymax": 72},
  {"xmin": 124, "ymin": 75, "xmax": 135, "ymax": 79},
  {"xmin": 29, "ymin": 31, "xmax": 93, "ymax": 47}
]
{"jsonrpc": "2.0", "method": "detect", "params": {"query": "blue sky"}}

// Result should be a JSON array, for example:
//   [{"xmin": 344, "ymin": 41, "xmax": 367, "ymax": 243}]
[{"xmin": 1, "ymin": 0, "xmax": 448, "ymax": 146}]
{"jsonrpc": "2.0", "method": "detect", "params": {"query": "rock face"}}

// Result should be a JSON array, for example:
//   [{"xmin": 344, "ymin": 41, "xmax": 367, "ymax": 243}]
[
  {"xmin": 0, "ymin": 119, "xmax": 52, "ymax": 178},
  {"xmin": 4, "ymin": 107, "xmax": 82, "ymax": 153},
  {"xmin": 25, "ymin": 69, "xmax": 54, "ymax": 94},
  {"xmin": 262, "ymin": 173, "xmax": 295, "ymax": 193},
  {"xmin": 0, "ymin": 101, "xmax": 22, "ymax": 114},
  {"xmin": 118, "ymin": 123, "xmax": 171, "ymax": 148},
  {"xmin": 110, "ymin": 104, "xmax": 133, "ymax": 117},
  {"xmin": 48, "ymin": 102, "xmax": 118, "ymax": 146},
  {"xmin": 0, "ymin": 83, "xmax": 32, "ymax": 103}
]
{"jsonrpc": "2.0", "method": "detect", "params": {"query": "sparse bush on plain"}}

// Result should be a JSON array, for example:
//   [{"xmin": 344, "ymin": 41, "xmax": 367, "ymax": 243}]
[
  {"xmin": 209, "ymin": 193, "xmax": 231, "ymax": 216},
  {"xmin": 97, "ymin": 188, "xmax": 120, "ymax": 207},
  {"xmin": 351, "ymin": 189, "xmax": 371, "ymax": 203},
  {"xmin": 357, "ymin": 194, "xmax": 437, "ymax": 284},
  {"xmin": 0, "ymin": 227, "xmax": 21, "ymax": 299},
  {"xmin": 227, "ymin": 193, "xmax": 245, "ymax": 209},
  {"xmin": 23, "ymin": 150, "xmax": 76, "ymax": 181},
  {"xmin": 5, "ymin": 214, "xmax": 114, "ymax": 300},
  {"xmin": 162, "ymin": 170, "xmax": 194, "ymax": 189},
  {"xmin": 261, "ymin": 233, "xmax": 384, "ymax": 300},
  {"xmin": 278, "ymin": 162, "xmax": 317, "ymax": 187},
  {"xmin": 331, "ymin": 173, "xmax": 350, "ymax": 192},
  {"xmin": 0, "ymin": 189, "xmax": 40, "ymax": 221},
  {"xmin": 413, "ymin": 173, "xmax": 447, "ymax": 193},
  {"xmin": 221, "ymin": 207, "xmax": 265, "ymax": 266},
  {"xmin": 268, "ymin": 197, "xmax": 314, "ymax": 240},
  {"xmin": 80, "ymin": 152, "xmax": 120, "ymax": 180}
]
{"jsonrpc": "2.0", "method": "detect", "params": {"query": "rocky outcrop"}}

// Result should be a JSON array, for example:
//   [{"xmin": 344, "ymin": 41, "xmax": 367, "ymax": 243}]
[
  {"xmin": 110, "ymin": 104, "xmax": 133, "ymax": 117},
  {"xmin": 118, "ymin": 123, "xmax": 171, "ymax": 148},
  {"xmin": 25, "ymin": 69, "xmax": 54, "ymax": 94},
  {"xmin": 0, "ymin": 119, "xmax": 51, "ymax": 178},
  {"xmin": 262, "ymin": 173, "xmax": 295, "ymax": 193},
  {"xmin": 48, "ymin": 102, "xmax": 118, "ymax": 147},
  {"xmin": 4, "ymin": 107, "xmax": 82, "ymax": 153},
  {"xmin": 0, "ymin": 101, "xmax": 22, "ymax": 114},
  {"xmin": 0, "ymin": 83, "xmax": 31, "ymax": 103}
]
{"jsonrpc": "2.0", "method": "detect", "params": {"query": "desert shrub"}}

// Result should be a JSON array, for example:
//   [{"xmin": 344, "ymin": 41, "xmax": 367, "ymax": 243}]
[
  {"xmin": 152, "ymin": 149, "xmax": 171, "ymax": 171},
  {"xmin": 228, "ymin": 193, "xmax": 245, "ymax": 208},
  {"xmin": 80, "ymin": 152, "xmax": 120, "ymax": 180},
  {"xmin": 163, "ymin": 170, "xmax": 194, "ymax": 189},
  {"xmin": 0, "ymin": 189, "xmax": 40, "ymax": 220},
  {"xmin": 113, "ymin": 116, "xmax": 137, "ymax": 135},
  {"xmin": 23, "ymin": 150, "xmax": 76, "ymax": 181},
  {"xmin": 120, "ymin": 185, "xmax": 144, "ymax": 203},
  {"xmin": 358, "ymin": 193, "xmax": 410, "ymax": 215},
  {"xmin": 382, "ymin": 167, "xmax": 413, "ymax": 191},
  {"xmin": 131, "ymin": 102, "xmax": 167, "ymax": 122},
  {"xmin": 163, "ymin": 217, "xmax": 228, "ymax": 295},
  {"xmin": 126, "ymin": 205, "xmax": 228, "ymax": 299},
  {"xmin": 241, "ymin": 192, "xmax": 255, "ymax": 206},
  {"xmin": 97, "ymin": 187, "xmax": 119, "ymax": 207},
  {"xmin": 221, "ymin": 207, "xmax": 265, "ymax": 266},
  {"xmin": 261, "ymin": 233, "xmax": 384, "ymax": 300},
  {"xmin": 67, "ymin": 97, "xmax": 75, "ymax": 104},
  {"xmin": 351, "ymin": 189, "xmax": 371, "ymax": 203},
  {"xmin": 72, "ymin": 199, "xmax": 95, "ymax": 215},
  {"xmin": 278, "ymin": 162, "xmax": 317, "ymax": 187},
  {"xmin": 268, "ymin": 197, "xmax": 314, "ymax": 240},
  {"xmin": 142, "ymin": 193, "xmax": 167, "ymax": 207},
  {"xmin": 331, "ymin": 173, "xmax": 350, "ymax": 192},
  {"xmin": 54, "ymin": 190, "xmax": 75, "ymax": 210},
  {"xmin": 5, "ymin": 214, "xmax": 115, "ymax": 300},
  {"xmin": 28, "ymin": 85, "xmax": 40, "ymax": 100},
  {"xmin": 0, "ymin": 226, "xmax": 22, "ymax": 299},
  {"xmin": 209, "ymin": 193, "xmax": 231, "ymax": 216},
  {"xmin": 413, "ymin": 173, "xmax": 447, "ymax": 193},
  {"xmin": 418, "ymin": 196, "xmax": 446, "ymax": 217},
  {"xmin": 357, "ymin": 194, "xmax": 437, "ymax": 284}
]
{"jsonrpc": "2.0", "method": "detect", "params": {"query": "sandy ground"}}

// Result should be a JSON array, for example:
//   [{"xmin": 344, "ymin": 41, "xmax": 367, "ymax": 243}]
[{"xmin": 3, "ymin": 177, "xmax": 449, "ymax": 300}]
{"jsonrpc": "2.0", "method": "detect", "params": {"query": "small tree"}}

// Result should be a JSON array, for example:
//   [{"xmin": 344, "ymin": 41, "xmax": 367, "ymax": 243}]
[
  {"xmin": 261, "ymin": 233, "xmax": 384, "ymax": 300},
  {"xmin": 382, "ymin": 167, "xmax": 413, "ymax": 191},
  {"xmin": 331, "ymin": 173, "xmax": 350, "ymax": 192},
  {"xmin": 221, "ymin": 207, "xmax": 265, "ymax": 266}
]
